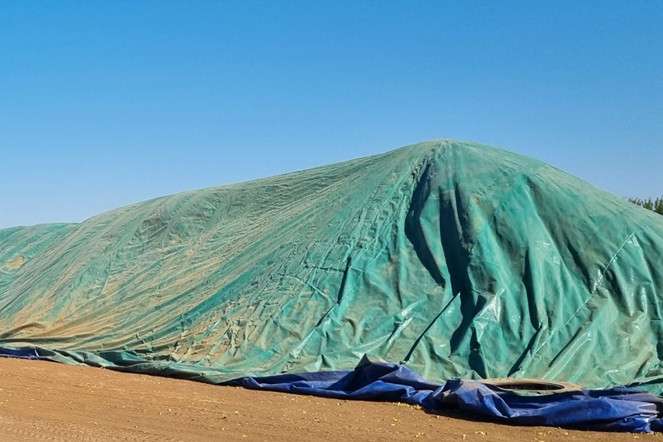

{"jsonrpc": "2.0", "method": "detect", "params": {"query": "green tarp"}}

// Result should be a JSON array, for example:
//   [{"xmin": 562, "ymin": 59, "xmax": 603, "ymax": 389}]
[{"xmin": 1, "ymin": 140, "xmax": 662, "ymax": 391}]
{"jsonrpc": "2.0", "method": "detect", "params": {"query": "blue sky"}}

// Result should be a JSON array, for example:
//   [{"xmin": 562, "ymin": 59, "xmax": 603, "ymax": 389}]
[{"xmin": 1, "ymin": 1, "xmax": 661, "ymax": 228}]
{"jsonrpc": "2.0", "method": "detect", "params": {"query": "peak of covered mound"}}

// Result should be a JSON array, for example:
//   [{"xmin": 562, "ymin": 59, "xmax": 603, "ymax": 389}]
[{"xmin": 1, "ymin": 140, "xmax": 662, "ymax": 391}]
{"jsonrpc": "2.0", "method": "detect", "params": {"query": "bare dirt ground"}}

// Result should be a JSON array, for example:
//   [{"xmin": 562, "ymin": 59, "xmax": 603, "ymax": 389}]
[{"xmin": 0, "ymin": 357, "xmax": 658, "ymax": 441}]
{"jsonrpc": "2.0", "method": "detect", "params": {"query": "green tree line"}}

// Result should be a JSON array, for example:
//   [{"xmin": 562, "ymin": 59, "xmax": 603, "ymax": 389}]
[{"xmin": 628, "ymin": 196, "xmax": 663, "ymax": 215}]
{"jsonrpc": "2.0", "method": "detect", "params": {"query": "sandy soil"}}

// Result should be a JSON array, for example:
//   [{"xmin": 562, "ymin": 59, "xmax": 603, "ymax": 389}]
[{"xmin": 0, "ymin": 357, "xmax": 658, "ymax": 441}]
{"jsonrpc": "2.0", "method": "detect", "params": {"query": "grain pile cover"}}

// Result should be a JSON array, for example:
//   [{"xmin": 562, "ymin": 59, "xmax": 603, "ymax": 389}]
[{"xmin": 1, "ymin": 140, "xmax": 662, "ymax": 393}]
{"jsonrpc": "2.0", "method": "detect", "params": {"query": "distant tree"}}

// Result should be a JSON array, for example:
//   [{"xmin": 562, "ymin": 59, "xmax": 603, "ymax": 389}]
[{"xmin": 628, "ymin": 196, "xmax": 663, "ymax": 215}]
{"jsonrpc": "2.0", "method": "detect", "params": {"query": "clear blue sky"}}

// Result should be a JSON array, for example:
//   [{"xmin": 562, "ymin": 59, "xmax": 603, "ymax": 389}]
[{"xmin": 1, "ymin": 1, "xmax": 661, "ymax": 228}]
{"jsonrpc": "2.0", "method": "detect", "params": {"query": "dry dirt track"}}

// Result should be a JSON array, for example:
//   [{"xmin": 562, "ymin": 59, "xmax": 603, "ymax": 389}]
[{"xmin": 0, "ymin": 357, "xmax": 659, "ymax": 441}]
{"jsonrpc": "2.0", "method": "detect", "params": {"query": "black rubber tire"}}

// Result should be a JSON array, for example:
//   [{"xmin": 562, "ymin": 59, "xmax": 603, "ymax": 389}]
[{"xmin": 478, "ymin": 378, "xmax": 583, "ymax": 395}]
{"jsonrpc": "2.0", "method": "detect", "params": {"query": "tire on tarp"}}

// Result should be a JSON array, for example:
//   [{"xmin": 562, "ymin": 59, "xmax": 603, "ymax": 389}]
[{"xmin": 479, "ymin": 378, "xmax": 583, "ymax": 395}]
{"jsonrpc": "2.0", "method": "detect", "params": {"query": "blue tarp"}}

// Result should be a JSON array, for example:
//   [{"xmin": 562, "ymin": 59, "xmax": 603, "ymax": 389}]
[
  {"xmin": 3, "ymin": 347, "xmax": 662, "ymax": 432},
  {"xmin": 233, "ymin": 356, "xmax": 663, "ymax": 433}
]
